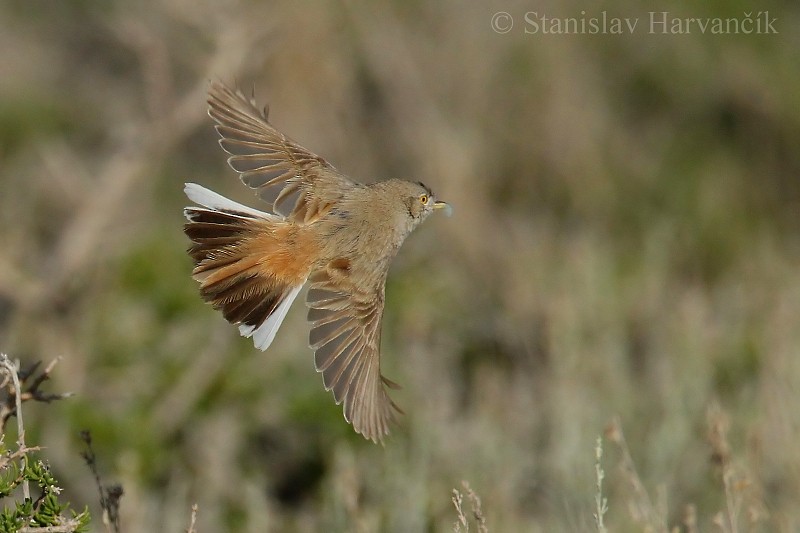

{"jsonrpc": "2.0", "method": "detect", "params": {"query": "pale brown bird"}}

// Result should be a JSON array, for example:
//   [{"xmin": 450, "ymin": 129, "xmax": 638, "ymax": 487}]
[{"xmin": 183, "ymin": 82, "xmax": 449, "ymax": 442}]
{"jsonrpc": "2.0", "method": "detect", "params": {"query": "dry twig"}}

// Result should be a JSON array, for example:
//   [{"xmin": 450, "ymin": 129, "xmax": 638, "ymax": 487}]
[
  {"xmin": 0, "ymin": 357, "xmax": 73, "ymax": 434},
  {"xmin": 19, "ymin": 520, "xmax": 87, "ymax": 533},
  {"xmin": 81, "ymin": 431, "xmax": 123, "ymax": 533},
  {"xmin": 0, "ymin": 353, "xmax": 30, "ymax": 500}
]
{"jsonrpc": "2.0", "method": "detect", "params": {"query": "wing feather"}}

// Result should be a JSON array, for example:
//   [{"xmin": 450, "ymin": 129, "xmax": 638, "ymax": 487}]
[
  {"xmin": 208, "ymin": 81, "xmax": 357, "ymax": 223},
  {"xmin": 305, "ymin": 264, "xmax": 401, "ymax": 443}
]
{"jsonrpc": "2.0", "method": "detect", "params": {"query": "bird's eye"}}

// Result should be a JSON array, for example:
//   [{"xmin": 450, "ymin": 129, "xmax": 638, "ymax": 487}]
[{"xmin": 419, "ymin": 194, "xmax": 429, "ymax": 205}]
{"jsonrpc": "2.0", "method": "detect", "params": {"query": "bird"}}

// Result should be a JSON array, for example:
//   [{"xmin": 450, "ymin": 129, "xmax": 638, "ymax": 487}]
[{"xmin": 183, "ymin": 81, "xmax": 450, "ymax": 443}]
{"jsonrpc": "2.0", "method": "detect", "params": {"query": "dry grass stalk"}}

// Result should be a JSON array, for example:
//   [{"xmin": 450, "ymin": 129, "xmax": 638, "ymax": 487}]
[
  {"xmin": 594, "ymin": 436, "xmax": 609, "ymax": 532},
  {"xmin": 706, "ymin": 404, "xmax": 768, "ymax": 533},
  {"xmin": 452, "ymin": 480, "xmax": 487, "ymax": 533},
  {"xmin": 186, "ymin": 503, "xmax": 199, "ymax": 533},
  {"xmin": 606, "ymin": 416, "xmax": 669, "ymax": 533},
  {"xmin": 682, "ymin": 503, "xmax": 698, "ymax": 533}
]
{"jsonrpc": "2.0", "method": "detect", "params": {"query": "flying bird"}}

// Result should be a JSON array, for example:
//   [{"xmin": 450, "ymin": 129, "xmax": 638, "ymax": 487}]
[{"xmin": 183, "ymin": 82, "xmax": 449, "ymax": 442}]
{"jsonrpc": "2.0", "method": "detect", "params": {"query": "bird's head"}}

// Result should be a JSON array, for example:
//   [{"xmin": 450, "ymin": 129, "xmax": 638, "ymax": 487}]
[{"xmin": 394, "ymin": 180, "xmax": 451, "ymax": 226}]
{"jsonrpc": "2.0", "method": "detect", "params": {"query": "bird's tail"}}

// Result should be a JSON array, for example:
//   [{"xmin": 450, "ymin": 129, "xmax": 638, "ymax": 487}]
[{"xmin": 183, "ymin": 183, "xmax": 311, "ymax": 350}]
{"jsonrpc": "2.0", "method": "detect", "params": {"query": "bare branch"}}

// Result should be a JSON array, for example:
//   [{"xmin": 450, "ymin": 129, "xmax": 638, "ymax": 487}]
[
  {"xmin": 19, "ymin": 519, "xmax": 86, "ymax": 533},
  {"xmin": 0, "ymin": 353, "xmax": 30, "ymax": 500},
  {"xmin": 0, "ymin": 357, "xmax": 73, "ymax": 433}
]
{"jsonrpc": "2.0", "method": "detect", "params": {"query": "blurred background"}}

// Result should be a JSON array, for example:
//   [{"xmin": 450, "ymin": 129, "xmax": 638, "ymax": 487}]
[{"xmin": 1, "ymin": 0, "xmax": 799, "ymax": 531}]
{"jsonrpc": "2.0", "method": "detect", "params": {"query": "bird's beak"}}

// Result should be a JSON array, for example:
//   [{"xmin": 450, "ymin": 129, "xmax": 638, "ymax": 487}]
[{"xmin": 433, "ymin": 200, "xmax": 453, "ymax": 217}]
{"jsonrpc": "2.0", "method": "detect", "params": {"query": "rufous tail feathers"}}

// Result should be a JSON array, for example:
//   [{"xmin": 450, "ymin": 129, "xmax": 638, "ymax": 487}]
[{"xmin": 183, "ymin": 183, "xmax": 312, "ymax": 350}]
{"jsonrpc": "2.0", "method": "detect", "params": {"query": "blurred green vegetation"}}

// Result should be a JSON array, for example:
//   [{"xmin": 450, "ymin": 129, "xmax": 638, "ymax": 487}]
[{"xmin": 1, "ymin": 0, "xmax": 799, "ymax": 531}]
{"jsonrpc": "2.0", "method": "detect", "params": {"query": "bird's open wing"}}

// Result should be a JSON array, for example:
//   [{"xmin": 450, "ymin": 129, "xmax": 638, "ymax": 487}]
[
  {"xmin": 305, "ymin": 264, "xmax": 402, "ymax": 443},
  {"xmin": 208, "ymin": 81, "xmax": 357, "ymax": 225}
]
